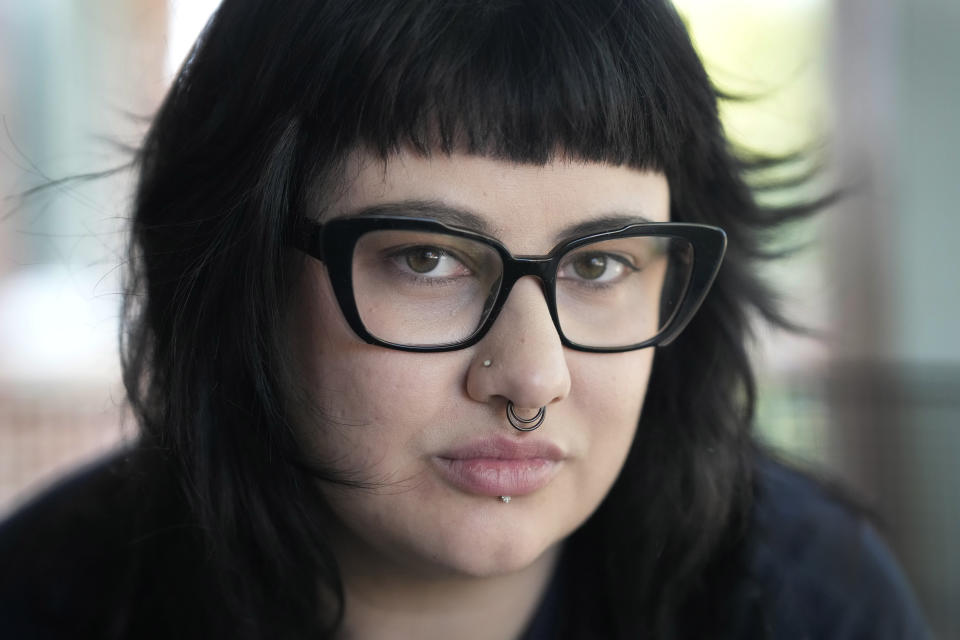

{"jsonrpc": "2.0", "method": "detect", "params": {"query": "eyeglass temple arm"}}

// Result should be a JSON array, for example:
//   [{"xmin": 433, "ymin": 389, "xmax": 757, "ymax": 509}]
[
  {"xmin": 294, "ymin": 219, "xmax": 326, "ymax": 261},
  {"xmin": 654, "ymin": 233, "xmax": 727, "ymax": 347}
]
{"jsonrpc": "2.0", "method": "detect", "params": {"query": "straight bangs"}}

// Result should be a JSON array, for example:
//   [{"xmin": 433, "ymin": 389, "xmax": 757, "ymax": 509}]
[{"xmin": 279, "ymin": 0, "xmax": 716, "ymax": 171}]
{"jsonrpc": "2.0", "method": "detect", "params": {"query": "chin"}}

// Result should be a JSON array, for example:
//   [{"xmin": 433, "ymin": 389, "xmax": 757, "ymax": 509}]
[
  {"xmin": 325, "ymin": 477, "xmax": 580, "ymax": 581},
  {"xmin": 415, "ymin": 506, "xmax": 566, "ymax": 579},
  {"xmin": 436, "ymin": 535, "xmax": 557, "ymax": 579}
]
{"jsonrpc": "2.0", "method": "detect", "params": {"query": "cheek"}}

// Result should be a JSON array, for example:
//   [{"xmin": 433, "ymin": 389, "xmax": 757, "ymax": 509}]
[
  {"xmin": 286, "ymin": 264, "xmax": 461, "ymax": 468},
  {"xmin": 571, "ymin": 349, "xmax": 653, "ymax": 427},
  {"xmin": 568, "ymin": 350, "xmax": 653, "ymax": 493}
]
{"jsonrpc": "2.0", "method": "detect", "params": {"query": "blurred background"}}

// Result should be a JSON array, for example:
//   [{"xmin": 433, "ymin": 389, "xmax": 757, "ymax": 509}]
[{"xmin": 0, "ymin": 0, "xmax": 956, "ymax": 636}]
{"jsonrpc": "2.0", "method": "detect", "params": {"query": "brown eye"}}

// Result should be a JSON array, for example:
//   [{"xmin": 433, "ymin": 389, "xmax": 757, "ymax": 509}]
[
  {"xmin": 405, "ymin": 248, "xmax": 442, "ymax": 273},
  {"xmin": 572, "ymin": 254, "xmax": 607, "ymax": 280}
]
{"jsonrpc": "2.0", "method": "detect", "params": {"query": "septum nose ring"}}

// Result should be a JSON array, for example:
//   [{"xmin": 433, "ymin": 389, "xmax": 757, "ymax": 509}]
[{"xmin": 506, "ymin": 401, "xmax": 546, "ymax": 432}]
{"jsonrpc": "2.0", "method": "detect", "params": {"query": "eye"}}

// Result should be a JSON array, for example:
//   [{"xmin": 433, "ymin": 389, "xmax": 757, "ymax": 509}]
[
  {"xmin": 405, "ymin": 247, "xmax": 442, "ymax": 273},
  {"xmin": 393, "ymin": 246, "xmax": 472, "ymax": 278},
  {"xmin": 560, "ymin": 252, "xmax": 637, "ymax": 284},
  {"xmin": 572, "ymin": 254, "xmax": 609, "ymax": 280}
]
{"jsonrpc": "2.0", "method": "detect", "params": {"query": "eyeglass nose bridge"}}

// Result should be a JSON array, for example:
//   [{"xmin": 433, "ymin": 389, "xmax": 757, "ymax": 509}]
[{"xmin": 474, "ymin": 254, "xmax": 564, "ymax": 346}]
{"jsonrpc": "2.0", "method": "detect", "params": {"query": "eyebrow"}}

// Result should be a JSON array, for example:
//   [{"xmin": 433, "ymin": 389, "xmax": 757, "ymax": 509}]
[
  {"xmin": 556, "ymin": 215, "xmax": 655, "ymax": 243},
  {"xmin": 334, "ymin": 201, "xmax": 500, "ymax": 236},
  {"xmin": 334, "ymin": 200, "xmax": 655, "ymax": 244}
]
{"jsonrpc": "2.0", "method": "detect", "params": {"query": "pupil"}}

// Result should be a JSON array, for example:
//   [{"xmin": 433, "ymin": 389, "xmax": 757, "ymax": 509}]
[
  {"xmin": 574, "ymin": 254, "xmax": 606, "ymax": 279},
  {"xmin": 407, "ymin": 248, "xmax": 441, "ymax": 273}
]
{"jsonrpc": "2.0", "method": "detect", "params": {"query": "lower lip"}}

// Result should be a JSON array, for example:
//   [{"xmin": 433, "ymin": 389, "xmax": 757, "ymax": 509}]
[{"xmin": 433, "ymin": 457, "xmax": 561, "ymax": 497}]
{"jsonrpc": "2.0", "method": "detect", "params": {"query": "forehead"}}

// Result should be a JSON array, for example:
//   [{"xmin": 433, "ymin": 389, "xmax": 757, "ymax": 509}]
[{"xmin": 327, "ymin": 149, "xmax": 670, "ymax": 253}]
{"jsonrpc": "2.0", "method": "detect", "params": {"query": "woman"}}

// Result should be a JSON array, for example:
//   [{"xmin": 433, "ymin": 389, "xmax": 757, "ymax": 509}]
[{"xmin": 0, "ymin": 1, "xmax": 930, "ymax": 638}]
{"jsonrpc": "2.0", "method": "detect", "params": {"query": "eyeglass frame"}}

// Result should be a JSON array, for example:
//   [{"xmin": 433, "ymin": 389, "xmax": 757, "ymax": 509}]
[{"xmin": 293, "ymin": 215, "xmax": 726, "ymax": 353}]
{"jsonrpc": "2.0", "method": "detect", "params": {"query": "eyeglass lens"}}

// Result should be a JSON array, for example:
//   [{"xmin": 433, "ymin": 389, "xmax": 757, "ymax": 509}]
[{"xmin": 351, "ymin": 229, "xmax": 694, "ymax": 348}]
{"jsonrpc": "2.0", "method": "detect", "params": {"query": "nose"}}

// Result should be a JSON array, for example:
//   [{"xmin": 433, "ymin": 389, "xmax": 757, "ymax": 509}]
[{"xmin": 465, "ymin": 277, "xmax": 571, "ymax": 412}]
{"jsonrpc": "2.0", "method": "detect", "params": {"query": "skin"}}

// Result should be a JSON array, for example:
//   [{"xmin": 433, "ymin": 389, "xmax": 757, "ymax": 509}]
[{"xmin": 289, "ymin": 150, "xmax": 670, "ymax": 639}]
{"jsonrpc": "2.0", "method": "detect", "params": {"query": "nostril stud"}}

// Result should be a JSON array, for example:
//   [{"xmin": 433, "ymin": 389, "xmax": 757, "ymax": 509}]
[{"xmin": 482, "ymin": 359, "xmax": 492, "ymax": 367}]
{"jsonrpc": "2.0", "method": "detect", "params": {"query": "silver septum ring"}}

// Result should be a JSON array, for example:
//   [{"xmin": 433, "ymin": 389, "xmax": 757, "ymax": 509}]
[{"xmin": 506, "ymin": 401, "xmax": 546, "ymax": 432}]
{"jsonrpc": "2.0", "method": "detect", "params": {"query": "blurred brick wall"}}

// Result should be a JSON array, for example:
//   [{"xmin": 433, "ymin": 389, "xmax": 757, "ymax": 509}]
[
  {"xmin": 0, "ymin": 387, "xmax": 128, "ymax": 518},
  {"xmin": 0, "ymin": 0, "xmax": 166, "ymax": 518}
]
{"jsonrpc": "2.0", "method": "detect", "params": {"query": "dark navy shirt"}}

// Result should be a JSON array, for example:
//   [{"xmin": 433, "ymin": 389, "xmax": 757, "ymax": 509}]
[
  {"xmin": 736, "ymin": 460, "xmax": 931, "ymax": 640},
  {"xmin": 0, "ymin": 452, "xmax": 932, "ymax": 639},
  {"xmin": 519, "ymin": 460, "xmax": 932, "ymax": 640}
]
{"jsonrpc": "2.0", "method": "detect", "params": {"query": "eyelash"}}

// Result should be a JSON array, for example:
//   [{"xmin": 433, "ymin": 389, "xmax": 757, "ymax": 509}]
[
  {"xmin": 383, "ymin": 246, "xmax": 473, "ymax": 284},
  {"xmin": 558, "ymin": 253, "xmax": 639, "ymax": 284}
]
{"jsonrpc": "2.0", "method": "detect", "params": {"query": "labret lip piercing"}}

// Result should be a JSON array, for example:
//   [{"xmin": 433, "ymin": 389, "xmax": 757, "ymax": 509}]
[{"xmin": 499, "ymin": 496, "xmax": 511, "ymax": 503}]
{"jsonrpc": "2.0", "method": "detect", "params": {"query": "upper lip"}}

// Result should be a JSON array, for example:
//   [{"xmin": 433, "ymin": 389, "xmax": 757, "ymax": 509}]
[{"xmin": 437, "ymin": 436, "xmax": 566, "ymax": 461}]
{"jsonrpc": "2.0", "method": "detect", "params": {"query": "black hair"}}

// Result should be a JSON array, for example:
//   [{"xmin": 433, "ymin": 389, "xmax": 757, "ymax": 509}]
[{"xmin": 124, "ymin": 1, "xmax": 820, "ymax": 637}]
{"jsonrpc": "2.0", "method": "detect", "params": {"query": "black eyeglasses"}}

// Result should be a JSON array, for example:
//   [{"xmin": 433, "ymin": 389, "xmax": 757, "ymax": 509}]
[{"xmin": 293, "ymin": 216, "xmax": 726, "ymax": 353}]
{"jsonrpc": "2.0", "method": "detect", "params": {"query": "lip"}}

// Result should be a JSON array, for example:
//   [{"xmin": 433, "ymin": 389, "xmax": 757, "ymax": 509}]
[{"xmin": 433, "ymin": 437, "xmax": 566, "ymax": 497}]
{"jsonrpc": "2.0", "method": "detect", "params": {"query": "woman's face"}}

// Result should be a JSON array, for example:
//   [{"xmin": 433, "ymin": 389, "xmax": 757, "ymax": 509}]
[{"xmin": 290, "ymin": 150, "xmax": 669, "ymax": 578}]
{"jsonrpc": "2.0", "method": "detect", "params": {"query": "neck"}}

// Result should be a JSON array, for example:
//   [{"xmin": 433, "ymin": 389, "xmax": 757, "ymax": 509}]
[{"xmin": 333, "ymin": 536, "xmax": 561, "ymax": 640}]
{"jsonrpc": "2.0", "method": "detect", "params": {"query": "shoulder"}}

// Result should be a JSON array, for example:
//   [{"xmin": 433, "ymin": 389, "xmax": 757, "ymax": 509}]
[
  {"xmin": 0, "ymin": 448, "xmax": 213, "ymax": 639},
  {"xmin": 0, "ymin": 451, "xmax": 137, "ymax": 637},
  {"xmin": 735, "ymin": 456, "xmax": 932, "ymax": 640}
]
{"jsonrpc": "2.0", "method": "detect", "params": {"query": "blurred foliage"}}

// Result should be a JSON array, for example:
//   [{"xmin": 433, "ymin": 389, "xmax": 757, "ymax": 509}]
[
  {"xmin": 674, "ymin": 0, "xmax": 833, "ymax": 462},
  {"xmin": 674, "ymin": 0, "xmax": 830, "ymax": 156}
]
